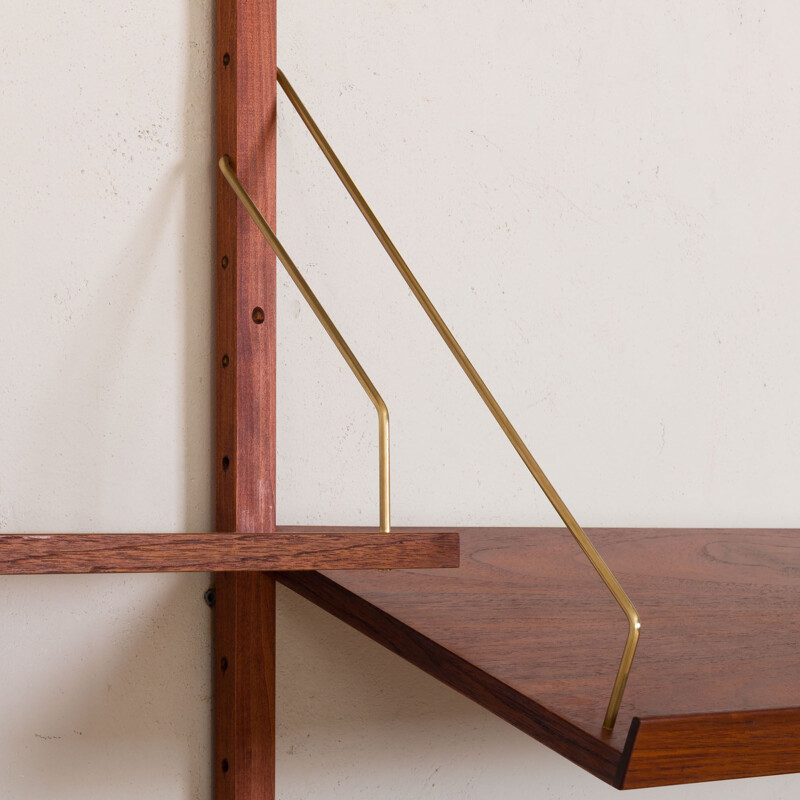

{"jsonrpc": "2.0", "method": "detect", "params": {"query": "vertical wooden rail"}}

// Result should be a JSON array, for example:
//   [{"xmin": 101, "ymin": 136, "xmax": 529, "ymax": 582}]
[{"xmin": 215, "ymin": 0, "xmax": 277, "ymax": 799}]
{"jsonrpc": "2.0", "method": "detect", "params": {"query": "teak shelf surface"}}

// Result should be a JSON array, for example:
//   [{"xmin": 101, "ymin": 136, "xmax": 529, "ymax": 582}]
[
  {"xmin": 0, "ymin": 528, "xmax": 458, "ymax": 574},
  {"xmin": 279, "ymin": 526, "xmax": 800, "ymax": 789}
]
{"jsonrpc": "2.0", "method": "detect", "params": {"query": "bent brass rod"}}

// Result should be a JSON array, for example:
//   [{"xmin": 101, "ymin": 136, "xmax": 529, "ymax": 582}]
[
  {"xmin": 276, "ymin": 68, "xmax": 640, "ymax": 730},
  {"xmin": 219, "ymin": 155, "xmax": 391, "ymax": 533}
]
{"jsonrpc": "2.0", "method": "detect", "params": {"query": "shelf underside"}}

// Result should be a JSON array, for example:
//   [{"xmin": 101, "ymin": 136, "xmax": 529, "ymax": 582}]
[
  {"xmin": 0, "ymin": 529, "xmax": 458, "ymax": 574},
  {"xmin": 278, "ymin": 527, "xmax": 800, "ymax": 789}
]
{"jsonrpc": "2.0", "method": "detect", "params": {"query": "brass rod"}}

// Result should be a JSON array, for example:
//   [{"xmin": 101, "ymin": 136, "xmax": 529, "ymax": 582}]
[
  {"xmin": 219, "ymin": 155, "xmax": 391, "ymax": 533},
  {"xmin": 277, "ymin": 68, "xmax": 640, "ymax": 730}
]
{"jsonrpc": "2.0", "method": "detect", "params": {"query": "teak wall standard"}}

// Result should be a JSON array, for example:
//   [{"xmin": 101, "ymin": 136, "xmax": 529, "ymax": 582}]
[{"xmin": 215, "ymin": 1, "xmax": 278, "ymax": 799}]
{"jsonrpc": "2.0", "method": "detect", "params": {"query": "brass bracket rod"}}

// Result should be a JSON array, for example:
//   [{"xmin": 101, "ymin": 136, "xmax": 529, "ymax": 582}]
[
  {"xmin": 276, "ymin": 68, "xmax": 640, "ymax": 730},
  {"xmin": 219, "ymin": 155, "xmax": 391, "ymax": 533}
]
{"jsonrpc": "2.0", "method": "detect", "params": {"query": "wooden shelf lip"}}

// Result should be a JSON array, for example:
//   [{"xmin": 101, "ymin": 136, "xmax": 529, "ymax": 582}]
[
  {"xmin": 278, "ymin": 526, "xmax": 800, "ymax": 789},
  {"xmin": 0, "ymin": 529, "xmax": 459, "ymax": 575},
  {"xmin": 620, "ymin": 707, "xmax": 800, "ymax": 789}
]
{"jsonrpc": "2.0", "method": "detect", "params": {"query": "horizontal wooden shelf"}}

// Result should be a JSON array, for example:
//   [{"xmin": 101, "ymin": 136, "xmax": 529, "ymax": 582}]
[
  {"xmin": 0, "ymin": 528, "xmax": 458, "ymax": 575},
  {"xmin": 278, "ymin": 526, "xmax": 800, "ymax": 789}
]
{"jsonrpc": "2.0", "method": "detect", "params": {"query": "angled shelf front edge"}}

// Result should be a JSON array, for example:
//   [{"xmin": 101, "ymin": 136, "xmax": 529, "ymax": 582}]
[
  {"xmin": 279, "ymin": 526, "xmax": 800, "ymax": 789},
  {"xmin": 0, "ymin": 528, "xmax": 458, "ymax": 574}
]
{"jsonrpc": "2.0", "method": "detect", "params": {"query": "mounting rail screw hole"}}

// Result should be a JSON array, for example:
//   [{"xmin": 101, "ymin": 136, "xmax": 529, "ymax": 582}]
[
  {"xmin": 222, "ymin": 456, "xmax": 230, "ymax": 472},
  {"xmin": 221, "ymin": 657, "xmax": 228, "ymax": 673},
  {"xmin": 252, "ymin": 307, "xmax": 265, "ymax": 324},
  {"xmin": 222, "ymin": 53, "xmax": 230, "ymax": 67},
  {"xmin": 221, "ymin": 759, "xmax": 230, "ymax": 774},
  {"xmin": 204, "ymin": 588, "xmax": 216, "ymax": 608},
  {"xmin": 221, "ymin": 255, "xmax": 229, "ymax": 270},
  {"xmin": 222, "ymin": 354, "xmax": 229, "ymax": 368}
]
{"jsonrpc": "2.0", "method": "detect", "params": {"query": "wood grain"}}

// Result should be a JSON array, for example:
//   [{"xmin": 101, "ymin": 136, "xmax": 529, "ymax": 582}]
[
  {"xmin": 0, "ymin": 530, "xmax": 459, "ymax": 574},
  {"xmin": 216, "ymin": 0, "xmax": 276, "ymax": 536},
  {"xmin": 620, "ymin": 708, "xmax": 800, "ymax": 788},
  {"xmin": 216, "ymin": 0, "xmax": 277, "ymax": 797},
  {"xmin": 215, "ymin": 571, "xmax": 276, "ymax": 800},
  {"xmin": 279, "ymin": 527, "xmax": 800, "ymax": 788}
]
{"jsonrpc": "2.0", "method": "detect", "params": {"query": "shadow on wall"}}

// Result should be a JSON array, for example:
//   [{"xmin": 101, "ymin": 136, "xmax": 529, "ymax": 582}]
[
  {"xmin": 181, "ymin": 0, "xmax": 216, "ymax": 536},
  {"xmin": 5, "ymin": 0, "xmax": 214, "ymax": 534},
  {"xmin": 0, "ymin": 2, "xmax": 215, "ymax": 799}
]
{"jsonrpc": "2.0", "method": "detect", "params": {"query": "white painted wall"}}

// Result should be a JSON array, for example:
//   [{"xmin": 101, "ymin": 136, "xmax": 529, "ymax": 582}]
[{"xmin": 1, "ymin": 1, "xmax": 798, "ymax": 798}]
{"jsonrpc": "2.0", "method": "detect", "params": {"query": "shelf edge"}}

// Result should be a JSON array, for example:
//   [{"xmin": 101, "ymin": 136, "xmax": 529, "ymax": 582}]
[
  {"xmin": 0, "ymin": 531, "xmax": 459, "ymax": 574},
  {"xmin": 618, "ymin": 708, "xmax": 800, "ymax": 789}
]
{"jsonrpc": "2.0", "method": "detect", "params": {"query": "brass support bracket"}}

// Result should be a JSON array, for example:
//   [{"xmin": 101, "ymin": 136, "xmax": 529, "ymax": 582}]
[
  {"xmin": 270, "ymin": 68, "xmax": 641, "ymax": 730},
  {"xmin": 219, "ymin": 155, "xmax": 391, "ymax": 533}
]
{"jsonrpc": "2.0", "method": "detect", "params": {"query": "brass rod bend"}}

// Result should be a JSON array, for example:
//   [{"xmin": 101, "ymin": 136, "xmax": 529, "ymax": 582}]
[{"xmin": 219, "ymin": 155, "xmax": 391, "ymax": 532}]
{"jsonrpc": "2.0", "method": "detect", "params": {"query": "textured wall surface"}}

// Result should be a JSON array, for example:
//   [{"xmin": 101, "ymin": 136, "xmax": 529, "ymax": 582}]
[{"xmin": 1, "ymin": 1, "xmax": 799, "ymax": 798}]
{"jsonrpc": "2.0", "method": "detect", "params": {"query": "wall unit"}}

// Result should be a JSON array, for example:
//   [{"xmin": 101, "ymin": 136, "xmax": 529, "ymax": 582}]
[{"xmin": 3, "ymin": 0, "xmax": 799, "ymax": 795}]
